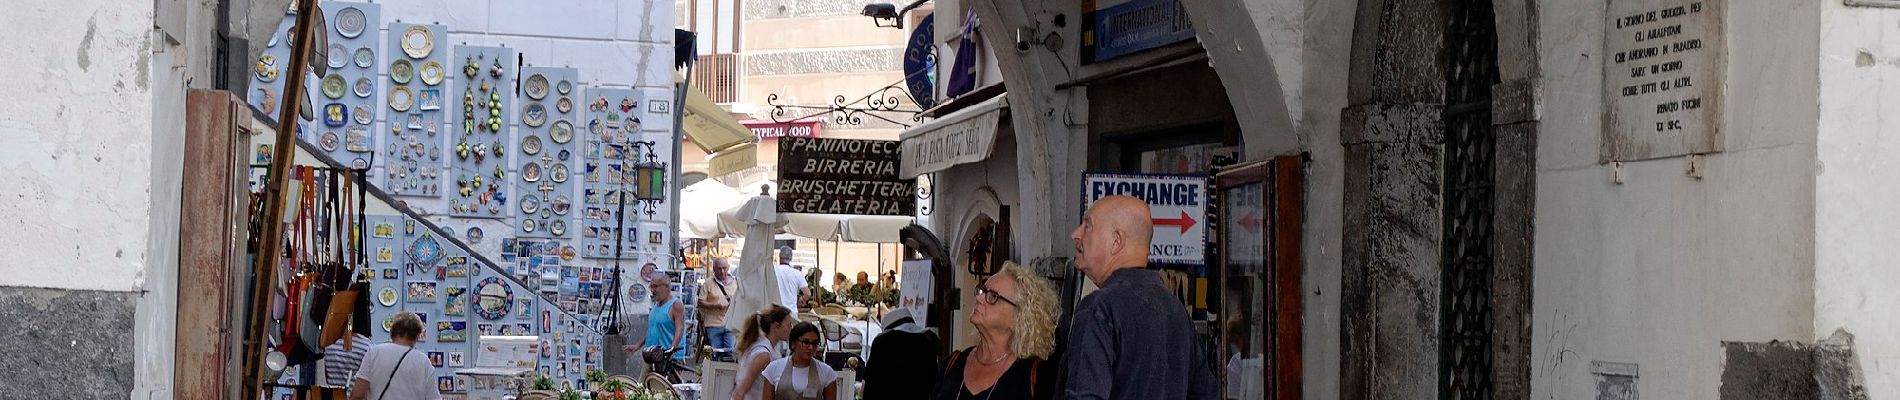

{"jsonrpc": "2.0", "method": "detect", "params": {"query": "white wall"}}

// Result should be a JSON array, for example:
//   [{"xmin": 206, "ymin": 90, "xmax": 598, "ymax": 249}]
[
  {"xmin": 1816, "ymin": 2, "xmax": 1900, "ymax": 396},
  {"xmin": 1297, "ymin": 1, "xmax": 1354, "ymax": 398},
  {"xmin": 1530, "ymin": 1, "xmax": 1820, "ymax": 399},
  {"xmin": 0, "ymin": 0, "xmax": 159, "ymax": 292}
]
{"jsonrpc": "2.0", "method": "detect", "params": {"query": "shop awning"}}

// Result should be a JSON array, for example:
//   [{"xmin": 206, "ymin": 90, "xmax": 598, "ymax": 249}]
[
  {"xmin": 677, "ymin": 71, "xmax": 758, "ymax": 174},
  {"xmin": 898, "ymin": 95, "xmax": 1008, "ymax": 179}
]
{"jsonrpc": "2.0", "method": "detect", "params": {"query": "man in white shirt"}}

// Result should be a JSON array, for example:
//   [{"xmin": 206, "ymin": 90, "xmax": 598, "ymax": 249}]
[
  {"xmin": 774, "ymin": 246, "xmax": 809, "ymax": 315},
  {"xmin": 350, "ymin": 312, "xmax": 438, "ymax": 400}
]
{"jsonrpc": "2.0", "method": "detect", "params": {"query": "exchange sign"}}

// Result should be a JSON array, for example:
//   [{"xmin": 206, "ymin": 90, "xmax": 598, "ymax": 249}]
[{"xmin": 1081, "ymin": 173, "xmax": 1208, "ymax": 266}]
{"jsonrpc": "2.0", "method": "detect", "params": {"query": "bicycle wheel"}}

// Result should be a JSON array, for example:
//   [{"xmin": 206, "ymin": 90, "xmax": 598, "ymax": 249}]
[{"xmin": 644, "ymin": 372, "xmax": 680, "ymax": 397}]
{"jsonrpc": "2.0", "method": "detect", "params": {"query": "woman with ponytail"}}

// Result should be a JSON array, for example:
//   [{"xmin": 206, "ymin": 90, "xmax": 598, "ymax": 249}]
[{"xmin": 733, "ymin": 305, "xmax": 794, "ymax": 400}]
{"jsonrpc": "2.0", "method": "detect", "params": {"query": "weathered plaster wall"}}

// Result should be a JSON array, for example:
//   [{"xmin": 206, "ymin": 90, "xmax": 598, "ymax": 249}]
[
  {"xmin": 1298, "ymin": 1, "xmax": 1356, "ymax": 398},
  {"xmin": 1531, "ymin": 1, "xmax": 1819, "ymax": 399},
  {"xmin": 1815, "ymin": 2, "xmax": 1900, "ymax": 397}
]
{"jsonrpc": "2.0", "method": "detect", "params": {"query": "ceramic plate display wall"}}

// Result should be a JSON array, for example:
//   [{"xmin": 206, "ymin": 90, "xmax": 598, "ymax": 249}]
[
  {"xmin": 322, "ymin": 74, "xmax": 347, "ymax": 99},
  {"xmin": 390, "ymin": 59, "xmax": 414, "ymax": 84},
  {"xmin": 336, "ymin": 7, "xmax": 367, "ymax": 38},
  {"xmin": 520, "ymin": 134, "xmax": 543, "ymax": 156},
  {"xmin": 522, "ymin": 103, "xmax": 548, "ymax": 127},
  {"xmin": 402, "ymin": 25, "xmax": 434, "ymax": 58},
  {"xmin": 420, "ymin": 61, "xmax": 445, "ymax": 86},
  {"xmin": 389, "ymin": 86, "xmax": 415, "ymax": 112},
  {"xmin": 549, "ymin": 120, "xmax": 573, "ymax": 144},
  {"xmin": 328, "ymin": 44, "xmax": 350, "ymax": 69}
]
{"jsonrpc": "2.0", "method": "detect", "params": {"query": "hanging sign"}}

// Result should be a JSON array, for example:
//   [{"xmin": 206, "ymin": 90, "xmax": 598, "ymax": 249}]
[
  {"xmin": 904, "ymin": 13, "xmax": 938, "ymax": 110},
  {"xmin": 742, "ymin": 120, "xmax": 821, "ymax": 139},
  {"xmin": 1082, "ymin": 0, "xmax": 1196, "ymax": 63},
  {"xmin": 899, "ymin": 259, "xmax": 933, "ymax": 323},
  {"xmin": 777, "ymin": 137, "xmax": 917, "ymax": 216},
  {"xmin": 1081, "ymin": 173, "xmax": 1208, "ymax": 266}
]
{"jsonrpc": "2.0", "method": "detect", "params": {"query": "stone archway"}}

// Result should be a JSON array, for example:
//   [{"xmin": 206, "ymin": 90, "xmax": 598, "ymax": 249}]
[
  {"xmin": 1176, "ymin": 0, "xmax": 1301, "ymax": 159},
  {"xmin": 1336, "ymin": 0, "xmax": 1540, "ymax": 399}
]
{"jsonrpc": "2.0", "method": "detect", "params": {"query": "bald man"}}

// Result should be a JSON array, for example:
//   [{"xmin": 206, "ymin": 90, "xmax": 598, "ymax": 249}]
[{"xmin": 1064, "ymin": 195, "xmax": 1217, "ymax": 400}]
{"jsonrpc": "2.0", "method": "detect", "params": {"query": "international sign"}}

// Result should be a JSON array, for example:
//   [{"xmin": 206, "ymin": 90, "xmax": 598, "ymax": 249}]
[
  {"xmin": 777, "ymin": 137, "xmax": 917, "ymax": 216},
  {"xmin": 1082, "ymin": 173, "xmax": 1207, "ymax": 266}
]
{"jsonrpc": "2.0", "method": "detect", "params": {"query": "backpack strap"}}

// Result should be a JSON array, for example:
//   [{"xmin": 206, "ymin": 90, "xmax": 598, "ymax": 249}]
[
  {"xmin": 1029, "ymin": 358, "xmax": 1041, "ymax": 398},
  {"xmin": 376, "ymin": 348, "xmax": 413, "ymax": 400}
]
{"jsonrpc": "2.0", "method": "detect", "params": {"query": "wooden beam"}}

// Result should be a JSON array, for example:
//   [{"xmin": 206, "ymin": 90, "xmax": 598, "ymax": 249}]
[{"xmin": 242, "ymin": 0, "xmax": 321, "ymax": 396}]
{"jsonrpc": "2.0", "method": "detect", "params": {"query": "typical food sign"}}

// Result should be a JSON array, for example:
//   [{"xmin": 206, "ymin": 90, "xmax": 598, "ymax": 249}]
[
  {"xmin": 777, "ymin": 137, "xmax": 917, "ymax": 216},
  {"xmin": 1082, "ymin": 173, "xmax": 1208, "ymax": 266}
]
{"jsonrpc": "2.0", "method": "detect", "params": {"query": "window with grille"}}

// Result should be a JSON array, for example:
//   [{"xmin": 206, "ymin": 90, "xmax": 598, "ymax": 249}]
[
  {"xmin": 691, "ymin": 53, "xmax": 741, "ymax": 103},
  {"xmin": 1439, "ymin": 0, "xmax": 1500, "ymax": 399}
]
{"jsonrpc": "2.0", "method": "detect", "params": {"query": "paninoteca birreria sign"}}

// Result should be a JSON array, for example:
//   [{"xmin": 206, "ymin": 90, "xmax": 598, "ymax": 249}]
[{"xmin": 777, "ymin": 137, "xmax": 917, "ymax": 216}]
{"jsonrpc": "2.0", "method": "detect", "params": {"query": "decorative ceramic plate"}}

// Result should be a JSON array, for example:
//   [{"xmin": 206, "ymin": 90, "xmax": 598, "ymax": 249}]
[
  {"xmin": 390, "ymin": 59, "xmax": 414, "ymax": 84},
  {"xmin": 336, "ymin": 7, "xmax": 367, "ymax": 38},
  {"xmin": 550, "ymin": 163, "xmax": 569, "ymax": 184},
  {"xmin": 556, "ymin": 149, "xmax": 570, "ymax": 161},
  {"xmin": 517, "ymin": 141, "xmax": 542, "ymax": 163},
  {"xmin": 549, "ymin": 120, "xmax": 573, "ymax": 144},
  {"xmin": 354, "ymin": 47, "xmax": 374, "ymax": 68},
  {"xmin": 389, "ymin": 86, "xmax": 415, "ymax": 112},
  {"xmin": 521, "ymin": 162, "xmax": 543, "ymax": 182},
  {"xmin": 320, "ymin": 131, "xmax": 340, "ymax": 152},
  {"xmin": 420, "ymin": 61, "xmax": 445, "ymax": 86},
  {"xmin": 559, "ymin": 244, "xmax": 576, "ymax": 260},
  {"xmin": 378, "ymin": 286, "xmax": 398, "ymax": 306},
  {"xmin": 556, "ymin": 80, "xmax": 573, "ymax": 95},
  {"xmin": 553, "ymin": 98, "xmax": 573, "ymax": 115},
  {"xmin": 474, "ymin": 277, "xmax": 514, "ymax": 320},
  {"xmin": 353, "ymin": 105, "xmax": 372, "ymax": 125},
  {"xmin": 466, "ymin": 227, "xmax": 484, "ymax": 243},
  {"xmin": 524, "ymin": 74, "xmax": 550, "ymax": 100},
  {"xmin": 401, "ymin": 25, "xmax": 434, "ymax": 59},
  {"xmin": 522, "ymin": 103, "xmax": 548, "ymax": 127},
  {"xmin": 323, "ymin": 103, "xmax": 348, "ymax": 127},
  {"xmin": 520, "ymin": 194, "xmax": 540, "ymax": 214},
  {"xmin": 408, "ymin": 232, "xmax": 445, "ymax": 266},
  {"xmin": 321, "ymin": 74, "xmax": 347, "ymax": 99},
  {"xmin": 254, "ymin": 55, "xmax": 279, "ymax": 82},
  {"xmin": 327, "ymin": 44, "xmax": 349, "ymax": 69},
  {"xmin": 521, "ymin": 218, "xmax": 537, "ymax": 233},
  {"xmin": 353, "ymin": 77, "xmax": 373, "ymax": 98},
  {"xmin": 551, "ymin": 194, "xmax": 570, "ymax": 215},
  {"xmin": 353, "ymin": 157, "xmax": 369, "ymax": 170},
  {"xmin": 550, "ymin": 220, "xmax": 567, "ymax": 237}
]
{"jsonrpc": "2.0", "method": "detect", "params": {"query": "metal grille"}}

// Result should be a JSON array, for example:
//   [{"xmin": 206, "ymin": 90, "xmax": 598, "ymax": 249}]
[
  {"xmin": 1440, "ymin": 0, "xmax": 1500, "ymax": 399},
  {"xmin": 691, "ymin": 53, "xmax": 742, "ymax": 103}
]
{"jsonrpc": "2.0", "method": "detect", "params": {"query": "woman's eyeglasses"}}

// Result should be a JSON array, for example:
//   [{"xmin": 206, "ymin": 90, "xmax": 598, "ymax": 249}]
[
  {"xmin": 976, "ymin": 285, "xmax": 1018, "ymax": 308},
  {"xmin": 795, "ymin": 338, "xmax": 822, "ymax": 346}
]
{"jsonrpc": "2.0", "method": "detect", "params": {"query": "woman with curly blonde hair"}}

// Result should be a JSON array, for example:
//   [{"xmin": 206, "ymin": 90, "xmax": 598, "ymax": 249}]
[{"xmin": 932, "ymin": 262, "xmax": 1060, "ymax": 400}]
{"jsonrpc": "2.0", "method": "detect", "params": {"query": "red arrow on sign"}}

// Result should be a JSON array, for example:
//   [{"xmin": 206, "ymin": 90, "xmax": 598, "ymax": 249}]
[
  {"xmin": 1153, "ymin": 211, "xmax": 1198, "ymax": 235},
  {"xmin": 1238, "ymin": 212, "xmax": 1262, "ymax": 234}
]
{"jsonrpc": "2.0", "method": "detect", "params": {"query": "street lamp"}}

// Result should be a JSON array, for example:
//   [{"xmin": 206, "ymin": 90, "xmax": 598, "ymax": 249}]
[{"xmin": 862, "ymin": 3, "xmax": 901, "ymax": 28}]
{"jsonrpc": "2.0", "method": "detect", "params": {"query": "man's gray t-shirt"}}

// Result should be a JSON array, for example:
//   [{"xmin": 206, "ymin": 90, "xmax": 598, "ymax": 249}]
[{"xmin": 353, "ymin": 343, "xmax": 439, "ymax": 400}]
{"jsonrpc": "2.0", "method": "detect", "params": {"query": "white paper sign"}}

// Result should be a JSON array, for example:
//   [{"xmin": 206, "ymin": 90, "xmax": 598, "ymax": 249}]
[
  {"xmin": 899, "ymin": 259, "xmax": 933, "ymax": 323},
  {"xmin": 1082, "ymin": 173, "xmax": 1209, "ymax": 266}
]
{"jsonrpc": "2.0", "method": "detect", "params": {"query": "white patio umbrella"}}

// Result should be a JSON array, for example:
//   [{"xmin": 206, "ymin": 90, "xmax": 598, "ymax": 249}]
[{"xmin": 726, "ymin": 188, "xmax": 783, "ymax": 326}]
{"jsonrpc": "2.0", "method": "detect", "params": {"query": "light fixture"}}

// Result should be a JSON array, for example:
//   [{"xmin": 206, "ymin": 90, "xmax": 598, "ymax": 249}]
[{"xmin": 862, "ymin": 3, "xmax": 901, "ymax": 28}]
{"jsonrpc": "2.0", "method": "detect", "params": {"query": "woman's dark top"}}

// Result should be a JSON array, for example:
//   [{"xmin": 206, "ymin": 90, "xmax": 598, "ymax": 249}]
[{"xmin": 932, "ymin": 347, "xmax": 1056, "ymax": 400}]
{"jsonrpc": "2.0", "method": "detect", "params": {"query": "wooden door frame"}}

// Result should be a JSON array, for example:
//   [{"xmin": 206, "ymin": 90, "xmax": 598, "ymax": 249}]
[{"xmin": 1214, "ymin": 155, "xmax": 1304, "ymax": 399}]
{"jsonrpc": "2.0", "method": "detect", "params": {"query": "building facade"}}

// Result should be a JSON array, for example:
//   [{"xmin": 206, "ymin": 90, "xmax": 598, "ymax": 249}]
[{"xmin": 905, "ymin": 0, "xmax": 1899, "ymax": 398}]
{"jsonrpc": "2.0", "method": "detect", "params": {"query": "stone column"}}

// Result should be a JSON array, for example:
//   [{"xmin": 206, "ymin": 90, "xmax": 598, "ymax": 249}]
[
  {"xmin": 1339, "ymin": 103, "xmax": 1444, "ymax": 400},
  {"xmin": 964, "ymin": 0, "xmax": 1084, "ymax": 269}
]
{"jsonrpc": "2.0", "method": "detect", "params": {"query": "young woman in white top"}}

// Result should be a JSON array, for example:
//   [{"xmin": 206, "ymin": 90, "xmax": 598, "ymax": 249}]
[
  {"xmin": 762, "ymin": 322, "xmax": 838, "ymax": 400},
  {"xmin": 733, "ymin": 305, "xmax": 795, "ymax": 400}
]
